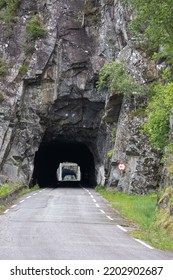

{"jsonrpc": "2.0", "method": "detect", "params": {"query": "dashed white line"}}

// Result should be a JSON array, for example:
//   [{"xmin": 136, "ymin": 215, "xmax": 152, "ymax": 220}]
[
  {"xmin": 100, "ymin": 209, "xmax": 105, "ymax": 214},
  {"xmin": 19, "ymin": 200, "xmax": 25, "ymax": 204},
  {"xmin": 11, "ymin": 204, "xmax": 17, "ymax": 209},
  {"xmin": 93, "ymin": 199, "xmax": 96, "ymax": 203},
  {"xmin": 117, "ymin": 225, "xmax": 127, "ymax": 232},
  {"xmin": 95, "ymin": 203, "xmax": 100, "ymax": 208},
  {"xmin": 26, "ymin": 196, "xmax": 31, "ymax": 199},
  {"xmin": 134, "ymin": 238, "xmax": 154, "ymax": 250},
  {"xmin": 39, "ymin": 191, "xmax": 42, "ymax": 193},
  {"xmin": 107, "ymin": 215, "xmax": 114, "ymax": 221},
  {"xmin": 4, "ymin": 209, "xmax": 9, "ymax": 214},
  {"xmin": 90, "ymin": 195, "xmax": 94, "ymax": 198},
  {"xmin": 33, "ymin": 193, "xmax": 38, "ymax": 196}
]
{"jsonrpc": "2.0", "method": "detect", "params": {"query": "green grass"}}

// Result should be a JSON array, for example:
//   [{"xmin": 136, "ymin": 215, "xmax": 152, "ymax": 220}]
[
  {"xmin": 96, "ymin": 185, "xmax": 173, "ymax": 251},
  {"xmin": 0, "ymin": 183, "xmax": 12, "ymax": 196},
  {"xmin": 0, "ymin": 182, "xmax": 40, "ymax": 198},
  {"xmin": 0, "ymin": 184, "xmax": 40, "ymax": 214}
]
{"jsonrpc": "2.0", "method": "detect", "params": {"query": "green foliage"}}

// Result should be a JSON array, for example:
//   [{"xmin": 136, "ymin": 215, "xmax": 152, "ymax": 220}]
[
  {"xmin": 26, "ymin": 15, "xmax": 47, "ymax": 41},
  {"xmin": 0, "ymin": 56, "xmax": 8, "ymax": 76},
  {"xmin": 111, "ymin": 128, "xmax": 116, "ymax": 143},
  {"xmin": 143, "ymin": 82, "xmax": 173, "ymax": 150},
  {"xmin": 96, "ymin": 186, "xmax": 173, "ymax": 251},
  {"xmin": 97, "ymin": 61, "xmax": 142, "ymax": 95},
  {"xmin": 107, "ymin": 149, "xmax": 113, "ymax": 158},
  {"xmin": 0, "ymin": 0, "xmax": 6, "ymax": 9},
  {"xmin": 125, "ymin": 0, "xmax": 173, "ymax": 61},
  {"xmin": 0, "ymin": 183, "xmax": 12, "ymax": 197},
  {"xmin": 18, "ymin": 64, "xmax": 28, "ymax": 76},
  {"xmin": 0, "ymin": 92, "xmax": 4, "ymax": 102},
  {"xmin": 0, "ymin": 0, "xmax": 21, "ymax": 25}
]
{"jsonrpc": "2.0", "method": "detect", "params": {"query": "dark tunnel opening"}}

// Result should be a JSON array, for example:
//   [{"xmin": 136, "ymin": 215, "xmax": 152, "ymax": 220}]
[{"xmin": 31, "ymin": 141, "xmax": 96, "ymax": 188}]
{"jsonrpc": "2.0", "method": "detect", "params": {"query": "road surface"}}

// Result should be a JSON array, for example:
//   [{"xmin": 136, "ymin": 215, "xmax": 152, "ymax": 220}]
[{"xmin": 0, "ymin": 186, "xmax": 173, "ymax": 260}]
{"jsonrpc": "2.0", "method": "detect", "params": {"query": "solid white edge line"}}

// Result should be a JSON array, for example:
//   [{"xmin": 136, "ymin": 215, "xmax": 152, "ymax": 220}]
[
  {"xmin": 95, "ymin": 203, "xmax": 100, "ymax": 208},
  {"xmin": 4, "ymin": 209, "xmax": 9, "ymax": 214},
  {"xmin": 117, "ymin": 225, "xmax": 127, "ymax": 232},
  {"xmin": 107, "ymin": 215, "xmax": 114, "ymax": 221},
  {"xmin": 134, "ymin": 238, "xmax": 154, "ymax": 250}
]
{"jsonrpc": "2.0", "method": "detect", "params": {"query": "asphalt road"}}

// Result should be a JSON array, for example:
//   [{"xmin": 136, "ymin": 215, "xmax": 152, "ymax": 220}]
[{"xmin": 0, "ymin": 186, "xmax": 173, "ymax": 260}]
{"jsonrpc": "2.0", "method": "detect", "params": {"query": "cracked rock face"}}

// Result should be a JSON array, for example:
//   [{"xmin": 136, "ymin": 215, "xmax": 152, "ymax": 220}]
[{"xmin": 0, "ymin": 0, "xmax": 161, "ymax": 192}]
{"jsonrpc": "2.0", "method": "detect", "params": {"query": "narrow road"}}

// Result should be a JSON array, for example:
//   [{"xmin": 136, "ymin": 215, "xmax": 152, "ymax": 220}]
[{"xmin": 0, "ymin": 186, "xmax": 172, "ymax": 260}]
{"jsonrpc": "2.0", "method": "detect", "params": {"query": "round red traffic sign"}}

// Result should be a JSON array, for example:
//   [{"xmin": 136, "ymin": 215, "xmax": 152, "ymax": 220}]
[{"xmin": 118, "ymin": 162, "xmax": 126, "ymax": 172}]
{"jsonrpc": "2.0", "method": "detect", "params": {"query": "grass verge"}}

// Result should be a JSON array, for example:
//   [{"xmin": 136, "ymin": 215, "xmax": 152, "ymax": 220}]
[
  {"xmin": 0, "ymin": 184, "xmax": 40, "ymax": 214},
  {"xmin": 96, "ymin": 185, "xmax": 173, "ymax": 251}
]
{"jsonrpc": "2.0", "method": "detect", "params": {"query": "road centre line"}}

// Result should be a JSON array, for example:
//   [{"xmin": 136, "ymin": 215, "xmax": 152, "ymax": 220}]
[
  {"xmin": 19, "ymin": 200, "xmax": 25, "ymax": 203},
  {"xmin": 117, "ymin": 225, "xmax": 127, "ymax": 232},
  {"xmin": 134, "ymin": 238, "xmax": 154, "ymax": 250},
  {"xmin": 26, "ymin": 196, "xmax": 31, "ymax": 199},
  {"xmin": 95, "ymin": 203, "xmax": 100, "ymax": 208},
  {"xmin": 93, "ymin": 199, "xmax": 96, "ymax": 203},
  {"xmin": 33, "ymin": 193, "xmax": 38, "ymax": 196},
  {"xmin": 4, "ymin": 209, "xmax": 9, "ymax": 214},
  {"xmin": 100, "ymin": 209, "xmax": 105, "ymax": 214}
]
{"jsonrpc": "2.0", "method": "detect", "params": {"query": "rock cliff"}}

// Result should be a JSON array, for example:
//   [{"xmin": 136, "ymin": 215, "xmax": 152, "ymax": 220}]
[{"xmin": 0, "ymin": 0, "xmax": 161, "ymax": 192}]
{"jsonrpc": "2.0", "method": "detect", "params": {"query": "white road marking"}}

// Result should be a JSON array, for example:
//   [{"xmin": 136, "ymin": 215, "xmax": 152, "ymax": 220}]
[
  {"xmin": 134, "ymin": 238, "xmax": 154, "ymax": 250},
  {"xmin": 117, "ymin": 225, "xmax": 127, "ymax": 232},
  {"xmin": 11, "ymin": 204, "xmax": 17, "ymax": 209},
  {"xmin": 19, "ymin": 200, "xmax": 25, "ymax": 204},
  {"xmin": 39, "ymin": 191, "xmax": 42, "ymax": 193},
  {"xmin": 26, "ymin": 196, "xmax": 31, "ymax": 199},
  {"xmin": 33, "ymin": 193, "xmax": 38, "ymax": 196},
  {"xmin": 4, "ymin": 209, "xmax": 9, "ymax": 214},
  {"xmin": 90, "ymin": 195, "xmax": 94, "ymax": 198},
  {"xmin": 95, "ymin": 203, "xmax": 100, "ymax": 208},
  {"xmin": 93, "ymin": 199, "xmax": 96, "ymax": 203},
  {"xmin": 100, "ymin": 209, "xmax": 105, "ymax": 214},
  {"xmin": 107, "ymin": 215, "xmax": 114, "ymax": 221}
]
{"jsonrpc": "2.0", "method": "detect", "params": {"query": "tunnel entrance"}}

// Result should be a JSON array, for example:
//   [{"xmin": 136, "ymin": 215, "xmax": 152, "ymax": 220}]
[{"xmin": 31, "ymin": 141, "xmax": 96, "ymax": 188}]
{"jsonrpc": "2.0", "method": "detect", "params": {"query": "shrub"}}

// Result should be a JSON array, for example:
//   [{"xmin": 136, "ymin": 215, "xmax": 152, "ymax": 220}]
[
  {"xmin": 19, "ymin": 64, "xmax": 28, "ymax": 76},
  {"xmin": 0, "ymin": 92, "xmax": 4, "ymax": 102},
  {"xmin": 26, "ymin": 15, "xmax": 47, "ymax": 41},
  {"xmin": 143, "ymin": 82, "xmax": 173, "ymax": 150},
  {"xmin": 0, "ymin": 0, "xmax": 6, "ymax": 9},
  {"xmin": 0, "ymin": 56, "xmax": 8, "ymax": 76},
  {"xmin": 97, "ymin": 60, "xmax": 142, "ymax": 95}
]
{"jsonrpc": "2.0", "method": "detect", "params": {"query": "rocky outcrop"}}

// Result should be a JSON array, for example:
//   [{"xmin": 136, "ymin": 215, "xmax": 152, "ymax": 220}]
[{"xmin": 0, "ymin": 0, "xmax": 161, "ymax": 192}]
